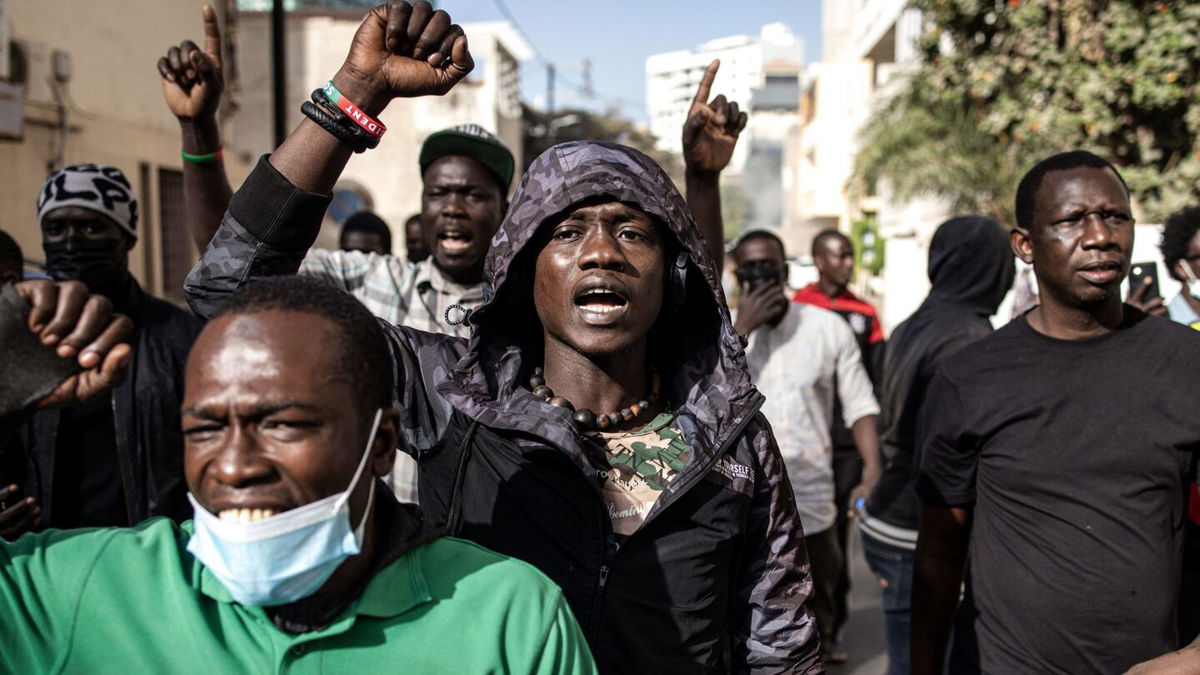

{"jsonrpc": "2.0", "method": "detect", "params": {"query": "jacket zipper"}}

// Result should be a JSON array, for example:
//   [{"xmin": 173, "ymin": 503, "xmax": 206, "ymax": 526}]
[
  {"xmin": 587, "ymin": 509, "xmax": 616, "ymax": 638},
  {"xmin": 111, "ymin": 395, "xmax": 134, "ymax": 524},
  {"xmin": 590, "ymin": 563, "xmax": 610, "ymax": 635}
]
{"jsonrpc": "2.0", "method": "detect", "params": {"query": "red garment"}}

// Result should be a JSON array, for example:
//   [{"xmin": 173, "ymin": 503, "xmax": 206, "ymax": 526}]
[{"xmin": 792, "ymin": 284, "xmax": 884, "ymax": 344}]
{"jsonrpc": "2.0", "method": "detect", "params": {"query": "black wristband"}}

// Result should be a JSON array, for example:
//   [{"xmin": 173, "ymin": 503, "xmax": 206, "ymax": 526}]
[
  {"xmin": 301, "ymin": 101, "xmax": 370, "ymax": 153},
  {"xmin": 309, "ymin": 88, "xmax": 380, "ymax": 151}
]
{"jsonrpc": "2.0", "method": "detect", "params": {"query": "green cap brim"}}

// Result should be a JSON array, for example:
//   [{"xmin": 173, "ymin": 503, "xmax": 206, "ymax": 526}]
[{"xmin": 419, "ymin": 131, "xmax": 515, "ymax": 191}]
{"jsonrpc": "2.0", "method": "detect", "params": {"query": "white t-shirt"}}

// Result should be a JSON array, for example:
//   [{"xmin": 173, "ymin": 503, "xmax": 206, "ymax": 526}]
[{"xmin": 743, "ymin": 303, "xmax": 879, "ymax": 535}]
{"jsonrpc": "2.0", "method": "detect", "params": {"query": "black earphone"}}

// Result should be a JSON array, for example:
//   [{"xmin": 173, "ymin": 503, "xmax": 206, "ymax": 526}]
[{"xmin": 669, "ymin": 250, "xmax": 690, "ymax": 316}]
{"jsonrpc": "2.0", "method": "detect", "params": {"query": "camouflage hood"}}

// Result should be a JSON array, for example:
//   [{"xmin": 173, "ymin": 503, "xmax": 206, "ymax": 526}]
[{"xmin": 436, "ymin": 141, "xmax": 761, "ymax": 459}]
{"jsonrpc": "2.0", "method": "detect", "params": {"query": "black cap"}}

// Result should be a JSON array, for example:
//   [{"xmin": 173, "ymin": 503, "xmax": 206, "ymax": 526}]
[{"xmin": 419, "ymin": 124, "xmax": 515, "ymax": 191}]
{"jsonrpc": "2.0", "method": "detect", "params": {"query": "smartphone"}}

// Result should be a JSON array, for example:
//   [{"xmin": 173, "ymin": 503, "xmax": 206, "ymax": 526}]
[{"xmin": 1128, "ymin": 261, "xmax": 1161, "ymax": 302}]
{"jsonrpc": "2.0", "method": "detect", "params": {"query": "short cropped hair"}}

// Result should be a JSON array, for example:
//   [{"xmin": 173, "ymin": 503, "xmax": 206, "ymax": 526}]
[
  {"xmin": 0, "ymin": 229, "xmax": 22, "ymax": 279},
  {"xmin": 340, "ymin": 211, "xmax": 392, "ymax": 251},
  {"xmin": 811, "ymin": 228, "xmax": 850, "ymax": 258},
  {"xmin": 1015, "ymin": 150, "xmax": 1129, "ymax": 231},
  {"xmin": 1160, "ymin": 206, "xmax": 1200, "ymax": 281},
  {"xmin": 211, "ymin": 277, "xmax": 393, "ymax": 411},
  {"xmin": 734, "ymin": 229, "xmax": 787, "ymax": 259}
]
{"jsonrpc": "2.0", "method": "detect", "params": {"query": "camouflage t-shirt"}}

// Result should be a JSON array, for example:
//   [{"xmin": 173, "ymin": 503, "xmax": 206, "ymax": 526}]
[{"xmin": 585, "ymin": 412, "xmax": 692, "ymax": 536}]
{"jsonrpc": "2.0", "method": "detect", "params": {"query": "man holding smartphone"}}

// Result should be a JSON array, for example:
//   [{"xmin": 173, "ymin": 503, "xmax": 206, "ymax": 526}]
[{"xmin": 732, "ymin": 230, "xmax": 881, "ymax": 663}]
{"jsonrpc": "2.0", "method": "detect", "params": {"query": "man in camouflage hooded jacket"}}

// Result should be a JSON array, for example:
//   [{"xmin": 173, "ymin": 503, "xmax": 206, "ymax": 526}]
[
  {"xmin": 184, "ymin": 5, "xmax": 820, "ymax": 671},
  {"xmin": 186, "ymin": 138, "xmax": 822, "ymax": 674}
]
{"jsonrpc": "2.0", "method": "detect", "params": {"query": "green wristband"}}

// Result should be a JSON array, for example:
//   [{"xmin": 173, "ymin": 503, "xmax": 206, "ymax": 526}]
[{"xmin": 181, "ymin": 148, "xmax": 223, "ymax": 164}]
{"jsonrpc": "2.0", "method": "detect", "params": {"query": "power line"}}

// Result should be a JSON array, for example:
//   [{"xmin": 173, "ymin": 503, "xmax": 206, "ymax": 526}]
[{"xmin": 488, "ymin": 0, "xmax": 644, "ymax": 113}]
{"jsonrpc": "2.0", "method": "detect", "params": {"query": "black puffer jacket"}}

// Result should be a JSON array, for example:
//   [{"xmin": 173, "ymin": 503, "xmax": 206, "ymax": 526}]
[{"xmin": 186, "ymin": 144, "xmax": 821, "ymax": 673}]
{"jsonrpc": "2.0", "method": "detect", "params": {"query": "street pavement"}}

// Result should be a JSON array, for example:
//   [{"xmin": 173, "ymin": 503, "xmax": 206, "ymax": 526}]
[{"xmin": 828, "ymin": 528, "xmax": 888, "ymax": 675}]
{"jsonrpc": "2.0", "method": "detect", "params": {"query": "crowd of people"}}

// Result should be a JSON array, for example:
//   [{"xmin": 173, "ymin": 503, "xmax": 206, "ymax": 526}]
[{"xmin": 0, "ymin": 2, "xmax": 1198, "ymax": 673}]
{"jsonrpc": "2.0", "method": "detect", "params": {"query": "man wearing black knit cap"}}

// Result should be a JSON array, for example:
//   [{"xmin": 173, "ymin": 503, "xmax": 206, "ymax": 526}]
[{"xmin": 0, "ymin": 164, "xmax": 200, "ymax": 539}]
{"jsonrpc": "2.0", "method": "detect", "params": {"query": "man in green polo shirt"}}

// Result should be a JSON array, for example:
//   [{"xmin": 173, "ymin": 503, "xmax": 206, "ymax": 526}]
[{"xmin": 0, "ymin": 275, "xmax": 595, "ymax": 674}]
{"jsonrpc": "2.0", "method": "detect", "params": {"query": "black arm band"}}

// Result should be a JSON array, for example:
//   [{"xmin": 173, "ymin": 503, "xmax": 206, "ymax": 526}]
[
  {"xmin": 301, "ymin": 101, "xmax": 372, "ymax": 153},
  {"xmin": 307, "ymin": 89, "xmax": 381, "ymax": 152}
]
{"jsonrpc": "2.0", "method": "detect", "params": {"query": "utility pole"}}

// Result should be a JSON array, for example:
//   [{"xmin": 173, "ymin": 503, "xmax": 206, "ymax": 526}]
[
  {"xmin": 546, "ymin": 63, "xmax": 555, "ymax": 116},
  {"xmin": 271, "ymin": 0, "xmax": 286, "ymax": 148}
]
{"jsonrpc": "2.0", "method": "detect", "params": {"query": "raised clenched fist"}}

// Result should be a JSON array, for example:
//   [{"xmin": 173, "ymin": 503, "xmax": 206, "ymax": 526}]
[{"xmin": 333, "ymin": 1, "xmax": 473, "ymax": 116}]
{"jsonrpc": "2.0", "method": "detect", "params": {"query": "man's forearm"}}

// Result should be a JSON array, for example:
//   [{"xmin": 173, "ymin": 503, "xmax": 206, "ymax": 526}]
[
  {"xmin": 851, "ymin": 414, "xmax": 882, "ymax": 481},
  {"xmin": 180, "ymin": 117, "xmax": 233, "ymax": 252},
  {"xmin": 912, "ymin": 505, "xmax": 971, "ymax": 675},
  {"xmin": 684, "ymin": 167, "xmax": 724, "ymax": 269},
  {"xmin": 265, "ymin": 71, "xmax": 388, "ymax": 195}
]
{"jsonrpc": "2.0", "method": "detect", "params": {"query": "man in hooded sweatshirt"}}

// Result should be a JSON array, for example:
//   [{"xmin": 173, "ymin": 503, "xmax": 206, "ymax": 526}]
[
  {"xmin": 857, "ymin": 216, "xmax": 1014, "ymax": 675},
  {"xmin": 184, "ymin": 4, "xmax": 821, "ymax": 672}
]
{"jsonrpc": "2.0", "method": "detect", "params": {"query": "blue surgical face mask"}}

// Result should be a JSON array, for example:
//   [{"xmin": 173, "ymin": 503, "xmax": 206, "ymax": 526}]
[{"xmin": 187, "ymin": 409, "xmax": 383, "ymax": 607}]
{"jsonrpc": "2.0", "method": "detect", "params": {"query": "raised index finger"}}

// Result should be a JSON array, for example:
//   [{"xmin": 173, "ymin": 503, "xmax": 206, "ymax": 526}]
[
  {"xmin": 202, "ymin": 5, "xmax": 222, "ymax": 67},
  {"xmin": 692, "ymin": 59, "xmax": 720, "ymax": 107}
]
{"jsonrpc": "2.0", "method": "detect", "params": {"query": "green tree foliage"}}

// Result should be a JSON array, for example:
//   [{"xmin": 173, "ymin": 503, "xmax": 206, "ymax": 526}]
[
  {"xmin": 853, "ymin": 0, "xmax": 1200, "ymax": 224},
  {"xmin": 851, "ymin": 215, "xmax": 886, "ymax": 277}
]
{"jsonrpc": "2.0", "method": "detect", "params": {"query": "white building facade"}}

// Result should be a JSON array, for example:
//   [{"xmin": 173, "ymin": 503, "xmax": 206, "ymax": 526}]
[
  {"xmin": 645, "ymin": 24, "xmax": 803, "ymax": 175},
  {"xmin": 793, "ymin": 0, "xmax": 949, "ymax": 332}
]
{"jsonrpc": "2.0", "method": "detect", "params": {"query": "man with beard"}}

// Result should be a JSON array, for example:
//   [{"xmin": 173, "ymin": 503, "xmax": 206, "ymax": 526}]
[
  {"xmin": 0, "ymin": 165, "xmax": 200, "ymax": 539},
  {"xmin": 912, "ymin": 151, "xmax": 1200, "ymax": 674},
  {"xmin": 185, "ymin": 3, "xmax": 820, "ymax": 671},
  {"xmin": 159, "ymin": 10, "xmax": 512, "ymax": 335},
  {"xmin": 859, "ymin": 215, "xmax": 1014, "ymax": 675}
]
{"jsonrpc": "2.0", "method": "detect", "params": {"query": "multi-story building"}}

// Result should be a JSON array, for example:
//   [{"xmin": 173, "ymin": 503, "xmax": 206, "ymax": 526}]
[
  {"xmin": 645, "ymin": 24, "xmax": 804, "ymax": 251},
  {"xmin": 793, "ymin": 0, "xmax": 941, "ymax": 330},
  {"xmin": 0, "ymin": 0, "xmax": 254, "ymax": 301},
  {"xmin": 645, "ymin": 24, "xmax": 803, "ymax": 174},
  {"xmin": 235, "ymin": 6, "xmax": 531, "ymax": 250}
]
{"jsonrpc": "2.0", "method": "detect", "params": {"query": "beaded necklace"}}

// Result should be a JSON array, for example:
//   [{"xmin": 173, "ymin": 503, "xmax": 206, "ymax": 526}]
[{"xmin": 529, "ymin": 366, "xmax": 660, "ymax": 431}]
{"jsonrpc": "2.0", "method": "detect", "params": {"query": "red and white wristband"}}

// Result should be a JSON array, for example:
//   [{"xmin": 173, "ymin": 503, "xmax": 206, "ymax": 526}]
[{"xmin": 322, "ymin": 81, "xmax": 387, "ymax": 139}]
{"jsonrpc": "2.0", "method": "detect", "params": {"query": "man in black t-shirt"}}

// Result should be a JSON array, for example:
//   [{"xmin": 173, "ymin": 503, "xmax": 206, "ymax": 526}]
[{"xmin": 912, "ymin": 151, "xmax": 1200, "ymax": 675}]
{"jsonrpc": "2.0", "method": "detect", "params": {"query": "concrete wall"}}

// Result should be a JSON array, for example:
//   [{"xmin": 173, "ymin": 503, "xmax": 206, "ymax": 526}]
[{"xmin": 2, "ymin": 0, "xmax": 252, "ymax": 296}]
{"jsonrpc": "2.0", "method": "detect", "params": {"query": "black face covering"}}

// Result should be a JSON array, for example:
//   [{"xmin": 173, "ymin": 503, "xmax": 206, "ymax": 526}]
[
  {"xmin": 43, "ymin": 237, "xmax": 130, "ymax": 302},
  {"xmin": 736, "ymin": 261, "xmax": 782, "ymax": 292}
]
